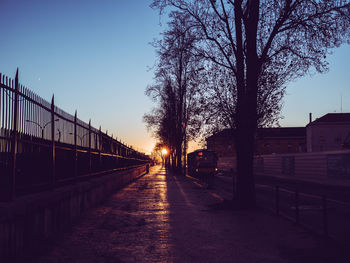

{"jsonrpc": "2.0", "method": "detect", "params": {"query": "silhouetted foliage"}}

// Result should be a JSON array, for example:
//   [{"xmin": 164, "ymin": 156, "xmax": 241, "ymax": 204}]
[
  {"xmin": 144, "ymin": 13, "xmax": 204, "ymax": 171},
  {"xmin": 199, "ymin": 62, "xmax": 285, "ymax": 139},
  {"xmin": 152, "ymin": 0, "xmax": 350, "ymax": 208}
]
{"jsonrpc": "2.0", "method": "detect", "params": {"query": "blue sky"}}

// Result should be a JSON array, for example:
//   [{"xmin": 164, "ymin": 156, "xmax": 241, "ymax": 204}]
[
  {"xmin": 0, "ymin": 0, "xmax": 349, "ymax": 153},
  {"xmin": 0, "ymin": 0, "xmax": 162, "ymax": 153},
  {"xmin": 281, "ymin": 45, "xmax": 350, "ymax": 126}
]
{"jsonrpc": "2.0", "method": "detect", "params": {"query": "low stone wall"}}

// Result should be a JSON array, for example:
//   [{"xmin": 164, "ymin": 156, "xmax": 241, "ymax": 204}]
[{"xmin": 0, "ymin": 165, "xmax": 147, "ymax": 262}]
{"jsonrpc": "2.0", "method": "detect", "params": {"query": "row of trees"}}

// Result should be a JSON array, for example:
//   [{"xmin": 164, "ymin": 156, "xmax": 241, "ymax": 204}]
[
  {"xmin": 145, "ymin": 0, "xmax": 350, "ymax": 208},
  {"xmin": 144, "ymin": 13, "xmax": 204, "ymax": 173}
]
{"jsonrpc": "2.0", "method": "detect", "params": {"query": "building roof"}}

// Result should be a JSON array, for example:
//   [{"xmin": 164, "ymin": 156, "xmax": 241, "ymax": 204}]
[
  {"xmin": 309, "ymin": 113, "xmax": 350, "ymax": 125},
  {"xmin": 207, "ymin": 127, "xmax": 306, "ymax": 141},
  {"xmin": 207, "ymin": 129, "xmax": 234, "ymax": 140},
  {"xmin": 257, "ymin": 127, "xmax": 306, "ymax": 139}
]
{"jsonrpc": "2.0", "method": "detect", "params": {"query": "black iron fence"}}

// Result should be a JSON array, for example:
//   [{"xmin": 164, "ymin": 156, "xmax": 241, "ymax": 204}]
[
  {"xmin": 0, "ymin": 69, "xmax": 149, "ymax": 201},
  {"xmin": 256, "ymin": 183, "xmax": 350, "ymax": 245}
]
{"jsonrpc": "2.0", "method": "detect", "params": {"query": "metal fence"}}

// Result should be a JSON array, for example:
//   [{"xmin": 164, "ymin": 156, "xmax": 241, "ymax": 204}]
[
  {"xmin": 256, "ymin": 183, "xmax": 350, "ymax": 245},
  {"xmin": 0, "ymin": 69, "xmax": 149, "ymax": 201}
]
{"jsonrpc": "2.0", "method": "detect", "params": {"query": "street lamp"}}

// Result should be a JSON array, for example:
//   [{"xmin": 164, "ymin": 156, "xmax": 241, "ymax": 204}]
[
  {"xmin": 57, "ymin": 128, "xmax": 61, "ymax": 142},
  {"xmin": 69, "ymin": 132, "xmax": 89, "ymax": 146},
  {"xmin": 26, "ymin": 119, "xmax": 59, "ymax": 139},
  {"xmin": 161, "ymin": 148, "xmax": 168, "ymax": 166}
]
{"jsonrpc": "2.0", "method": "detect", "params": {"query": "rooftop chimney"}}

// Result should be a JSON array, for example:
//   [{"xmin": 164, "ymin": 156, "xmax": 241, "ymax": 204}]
[{"xmin": 309, "ymin": 113, "xmax": 312, "ymax": 123}]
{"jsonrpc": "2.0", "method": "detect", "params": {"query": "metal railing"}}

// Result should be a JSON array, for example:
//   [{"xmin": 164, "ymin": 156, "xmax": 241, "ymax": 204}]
[
  {"xmin": 256, "ymin": 183, "xmax": 350, "ymax": 244},
  {"xmin": 0, "ymin": 69, "xmax": 150, "ymax": 201}
]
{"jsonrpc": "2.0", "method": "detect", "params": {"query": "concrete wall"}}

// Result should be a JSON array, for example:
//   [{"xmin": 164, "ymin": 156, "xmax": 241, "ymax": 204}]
[
  {"xmin": 217, "ymin": 150, "xmax": 350, "ymax": 180},
  {"xmin": 254, "ymin": 150, "xmax": 350, "ymax": 179},
  {"xmin": 0, "ymin": 165, "xmax": 147, "ymax": 262}
]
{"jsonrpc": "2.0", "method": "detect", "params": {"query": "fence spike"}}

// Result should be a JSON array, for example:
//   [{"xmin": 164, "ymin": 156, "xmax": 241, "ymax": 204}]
[{"xmin": 0, "ymin": 69, "xmax": 149, "ymax": 196}]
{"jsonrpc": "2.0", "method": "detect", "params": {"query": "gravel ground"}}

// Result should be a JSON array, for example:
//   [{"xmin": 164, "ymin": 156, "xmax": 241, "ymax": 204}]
[{"xmin": 29, "ymin": 166, "xmax": 349, "ymax": 263}]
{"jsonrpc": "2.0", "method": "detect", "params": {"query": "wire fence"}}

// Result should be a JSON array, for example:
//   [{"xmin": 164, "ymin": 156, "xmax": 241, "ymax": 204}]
[{"xmin": 0, "ymin": 69, "xmax": 150, "ymax": 201}]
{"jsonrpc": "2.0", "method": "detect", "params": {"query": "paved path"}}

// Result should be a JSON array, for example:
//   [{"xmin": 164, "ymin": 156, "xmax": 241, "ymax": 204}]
[{"xmin": 31, "ymin": 166, "xmax": 348, "ymax": 263}]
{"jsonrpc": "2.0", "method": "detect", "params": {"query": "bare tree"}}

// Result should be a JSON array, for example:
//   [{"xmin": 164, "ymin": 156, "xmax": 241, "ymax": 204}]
[
  {"xmin": 144, "ymin": 14, "xmax": 204, "ymax": 171},
  {"xmin": 152, "ymin": 0, "xmax": 350, "ymax": 208},
  {"xmin": 144, "ymin": 77, "xmax": 177, "ymax": 167}
]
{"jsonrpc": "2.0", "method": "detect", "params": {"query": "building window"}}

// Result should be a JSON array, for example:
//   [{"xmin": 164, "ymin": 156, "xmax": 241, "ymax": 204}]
[
  {"xmin": 319, "ymin": 135, "xmax": 325, "ymax": 144},
  {"xmin": 335, "ymin": 135, "xmax": 342, "ymax": 143},
  {"xmin": 298, "ymin": 143, "xmax": 303, "ymax": 152}
]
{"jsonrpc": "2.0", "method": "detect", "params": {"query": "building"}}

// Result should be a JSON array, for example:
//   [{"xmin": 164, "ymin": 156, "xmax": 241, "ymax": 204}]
[
  {"xmin": 206, "ymin": 129, "xmax": 235, "ymax": 158},
  {"xmin": 307, "ymin": 113, "xmax": 350, "ymax": 152},
  {"xmin": 255, "ymin": 127, "xmax": 306, "ymax": 155},
  {"xmin": 206, "ymin": 113, "xmax": 350, "ymax": 177},
  {"xmin": 206, "ymin": 127, "xmax": 306, "ymax": 157}
]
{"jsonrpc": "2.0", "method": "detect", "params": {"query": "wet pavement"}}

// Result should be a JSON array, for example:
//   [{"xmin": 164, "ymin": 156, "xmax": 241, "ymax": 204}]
[{"xmin": 30, "ymin": 166, "xmax": 349, "ymax": 263}]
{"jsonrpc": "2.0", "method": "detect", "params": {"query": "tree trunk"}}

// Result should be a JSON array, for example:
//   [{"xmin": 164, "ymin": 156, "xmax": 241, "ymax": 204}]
[
  {"xmin": 171, "ymin": 152, "xmax": 177, "ymax": 170},
  {"xmin": 235, "ymin": 103, "xmax": 256, "ymax": 208},
  {"xmin": 176, "ymin": 143, "xmax": 182, "ymax": 173},
  {"xmin": 233, "ymin": 0, "xmax": 260, "ymax": 209}
]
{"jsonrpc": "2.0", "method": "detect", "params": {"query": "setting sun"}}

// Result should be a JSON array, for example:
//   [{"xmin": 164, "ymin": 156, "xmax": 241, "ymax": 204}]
[{"xmin": 161, "ymin": 148, "xmax": 168, "ymax": 155}]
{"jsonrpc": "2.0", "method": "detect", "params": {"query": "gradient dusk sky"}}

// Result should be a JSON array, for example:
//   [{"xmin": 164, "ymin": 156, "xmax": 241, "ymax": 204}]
[{"xmin": 1, "ymin": 0, "xmax": 349, "ymax": 154}]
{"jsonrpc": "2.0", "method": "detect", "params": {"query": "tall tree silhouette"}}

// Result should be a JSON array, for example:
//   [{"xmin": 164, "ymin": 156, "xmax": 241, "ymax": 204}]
[{"xmin": 144, "ymin": 14, "xmax": 204, "ymax": 171}]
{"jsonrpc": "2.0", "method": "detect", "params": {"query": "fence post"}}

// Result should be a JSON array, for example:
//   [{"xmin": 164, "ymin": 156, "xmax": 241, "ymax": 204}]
[
  {"xmin": 51, "ymin": 95, "xmax": 56, "ymax": 187},
  {"xmin": 88, "ymin": 119, "xmax": 91, "ymax": 173},
  {"xmin": 275, "ymin": 186, "xmax": 280, "ymax": 215},
  {"xmin": 111, "ymin": 134, "xmax": 115, "ymax": 168},
  {"xmin": 294, "ymin": 189, "xmax": 300, "ymax": 224},
  {"xmin": 9, "ymin": 68, "xmax": 19, "ymax": 201},
  {"xmin": 74, "ymin": 110, "xmax": 78, "ymax": 179},
  {"xmin": 99, "ymin": 126, "xmax": 102, "ymax": 171},
  {"xmin": 322, "ymin": 195, "xmax": 328, "ymax": 237}
]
